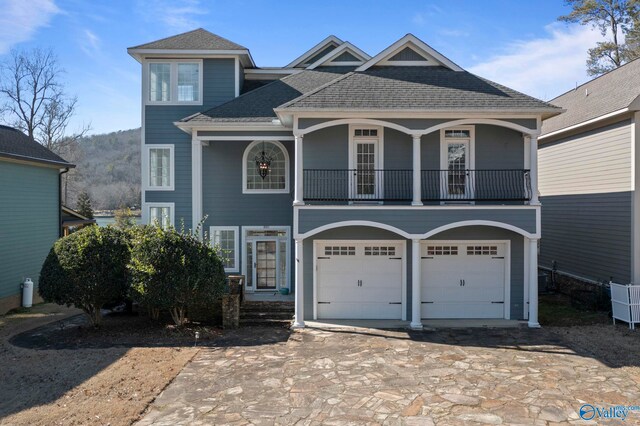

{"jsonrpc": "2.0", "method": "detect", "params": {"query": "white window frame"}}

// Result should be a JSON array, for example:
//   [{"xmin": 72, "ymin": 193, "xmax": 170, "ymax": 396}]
[
  {"xmin": 210, "ymin": 226, "xmax": 239, "ymax": 272},
  {"xmin": 144, "ymin": 59, "xmax": 203, "ymax": 106},
  {"xmin": 348, "ymin": 124, "xmax": 384, "ymax": 201},
  {"xmin": 242, "ymin": 140, "xmax": 290, "ymax": 194},
  {"xmin": 146, "ymin": 202, "xmax": 175, "ymax": 229},
  {"xmin": 145, "ymin": 144, "xmax": 174, "ymax": 191},
  {"xmin": 440, "ymin": 125, "xmax": 476, "ymax": 203}
]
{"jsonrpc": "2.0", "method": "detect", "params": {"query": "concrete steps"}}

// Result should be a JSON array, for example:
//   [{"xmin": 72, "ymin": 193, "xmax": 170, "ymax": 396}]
[{"xmin": 240, "ymin": 301, "xmax": 294, "ymax": 327}]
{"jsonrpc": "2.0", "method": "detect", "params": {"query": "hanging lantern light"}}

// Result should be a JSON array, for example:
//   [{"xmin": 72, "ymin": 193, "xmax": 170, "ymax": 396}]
[{"xmin": 254, "ymin": 142, "xmax": 273, "ymax": 180}]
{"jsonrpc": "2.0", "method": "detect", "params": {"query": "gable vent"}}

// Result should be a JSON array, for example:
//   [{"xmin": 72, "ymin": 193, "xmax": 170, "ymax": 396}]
[{"xmin": 388, "ymin": 47, "xmax": 427, "ymax": 62}]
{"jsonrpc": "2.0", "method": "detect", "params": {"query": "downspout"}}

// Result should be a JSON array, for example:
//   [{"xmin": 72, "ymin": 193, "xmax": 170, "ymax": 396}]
[{"xmin": 59, "ymin": 168, "xmax": 70, "ymax": 237}]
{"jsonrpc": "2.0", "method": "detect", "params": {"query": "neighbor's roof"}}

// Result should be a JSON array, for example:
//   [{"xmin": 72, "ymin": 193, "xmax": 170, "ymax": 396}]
[
  {"xmin": 0, "ymin": 125, "xmax": 73, "ymax": 167},
  {"xmin": 128, "ymin": 28, "xmax": 247, "ymax": 51},
  {"xmin": 542, "ymin": 58, "xmax": 640, "ymax": 135},
  {"xmin": 181, "ymin": 68, "xmax": 352, "ymax": 124},
  {"xmin": 277, "ymin": 67, "xmax": 562, "ymax": 116}
]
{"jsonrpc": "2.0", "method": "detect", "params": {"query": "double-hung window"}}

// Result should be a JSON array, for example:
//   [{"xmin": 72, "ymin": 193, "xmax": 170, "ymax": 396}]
[
  {"xmin": 211, "ymin": 226, "xmax": 239, "ymax": 272},
  {"xmin": 146, "ymin": 145, "xmax": 174, "ymax": 190},
  {"xmin": 147, "ymin": 60, "xmax": 202, "ymax": 104},
  {"xmin": 148, "ymin": 203, "xmax": 174, "ymax": 230}
]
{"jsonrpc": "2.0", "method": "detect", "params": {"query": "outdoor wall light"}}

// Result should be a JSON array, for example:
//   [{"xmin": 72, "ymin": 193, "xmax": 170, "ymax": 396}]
[{"xmin": 255, "ymin": 142, "xmax": 272, "ymax": 180}]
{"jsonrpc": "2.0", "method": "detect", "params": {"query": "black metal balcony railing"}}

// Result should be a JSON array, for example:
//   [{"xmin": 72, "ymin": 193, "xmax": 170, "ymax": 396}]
[{"xmin": 303, "ymin": 169, "xmax": 532, "ymax": 202}]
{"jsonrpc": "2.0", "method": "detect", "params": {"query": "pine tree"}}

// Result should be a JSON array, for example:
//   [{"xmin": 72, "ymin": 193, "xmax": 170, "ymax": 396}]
[
  {"xmin": 77, "ymin": 191, "xmax": 94, "ymax": 219},
  {"xmin": 559, "ymin": 0, "xmax": 640, "ymax": 76}
]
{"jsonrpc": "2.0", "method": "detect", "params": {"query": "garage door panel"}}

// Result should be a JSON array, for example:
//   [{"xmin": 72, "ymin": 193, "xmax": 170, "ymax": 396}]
[
  {"xmin": 421, "ymin": 242, "xmax": 507, "ymax": 319},
  {"xmin": 316, "ymin": 241, "xmax": 403, "ymax": 320}
]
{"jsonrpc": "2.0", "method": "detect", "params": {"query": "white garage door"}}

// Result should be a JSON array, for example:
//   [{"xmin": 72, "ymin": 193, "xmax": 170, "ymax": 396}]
[
  {"xmin": 316, "ymin": 241, "xmax": 403, "ymax": 319},
  {"xmin": 421, "ymin": 242, "xmax": 507, "ymax": 319}
]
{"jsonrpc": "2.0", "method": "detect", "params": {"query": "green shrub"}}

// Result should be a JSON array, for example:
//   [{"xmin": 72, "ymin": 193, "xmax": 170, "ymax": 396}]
[
  {"xmin": 128, "ymin": 225, "xmax": 226, "ymax": 326},
  {"xmin": 39, "ymin": 226, "xmax": 130, "ymax": 326}
]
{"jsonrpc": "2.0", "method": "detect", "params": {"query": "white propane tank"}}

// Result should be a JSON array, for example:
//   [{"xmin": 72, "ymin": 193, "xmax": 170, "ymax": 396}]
[{"xmin": 22, "ymin": 278, "xmax": 33, "ymax": 308}]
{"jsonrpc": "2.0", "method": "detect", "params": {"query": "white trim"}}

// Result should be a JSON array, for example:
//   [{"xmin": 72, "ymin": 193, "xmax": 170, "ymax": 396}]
[
  {"xmin": 421, "ymin": 239, "xmax": 511, "ymax": 320},
  {"xmin": 176, "ymin": 122, "xmax": 293, "ymax": 134},
  {"xmin": 192, "ymin": 137, "xmax": 203, "ymax": 236},
  {"xmin": 210, "ymin": 226, "xmax": 240, "ymax": 272},
  {"xmin": 527, "ymin": 238, "xmax": 540, "ymax": 327},
  {"xmin": 285, "ymin": 35, "xmax": 344, "ymax": 68},
  {"xmin": 539, "ymin": 107, "xmax": 631, "ymax": 140},
  {"xmin": 144, "ymin": 59, "xmax": 203, "ymax": 106},
  {"xmin": 291, "ymin": 111, "xmax": 549, "ymax": 119},
  {"xmin": 633, "ymin": 112, "xmax": 640, "ymax": 284},
  {"xmin": 306, "ymin": 42, "xmax": 371, "ymax": 70},
  {"xmin": 523, "ymin": 237, "xmax": 530, "ymax": 319},
  {"xmin": 197, "ymin": 135, "xmax": 295, "ymax": 141},
  {"xmin": 295, "ymin": 204, "xmax": 539, "ymax": 211},
  {"xmin": 356, "ymin": 34, "xmax": 464, "ymax": 72},
  {"xmin": 242, "ymin": 140, "xmax": 290, "ymax": 194},
  {"xmin": 234, "ymin": 57, "xmax": 240, "ymax": 98},
  {"xmin": 128, "ymin": 49, "xmax": 255, "ymax": 67},
  {"xmin": 295, "ymin": 219, "xmax": 538, "ymax": 240},
  {"xmin": 313, "ymin": 239, "xmax": 406, "ymax": 321},
  {"xmin": 244, "ymin": 68, "xmax": 301, "ymax": 75},
  {"xmin": 439, "ymin": 126, "xmax": 475, "ymax": 201},
  {"xmin": 294, "ymin": 238, "xmax": 305, "ymax": 327},
  {"xmin": 241, "ymin": 226, "xmax": 291, "ymax": 293},
  {"xmin": 145, "ymin": 202, "xmax": 175, "ymax": 228},
  {"xmin": 296, "ymin": 118, "xmax": 539, "ymax": 138},
  {"xmin": 144, "ymin": 144, "xmax": 175, "ymax": 191}
]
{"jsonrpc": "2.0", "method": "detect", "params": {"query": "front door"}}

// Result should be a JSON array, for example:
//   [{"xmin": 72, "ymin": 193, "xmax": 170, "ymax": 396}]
[
  {"xmin": 255, "ymin": 240, "xmax": 277, "ymax": 290},
  {"xmin": 351, "ymin": 139, "xmax": 380, "ymax": 200},
  {"xmin": 444, "ymin": 140, "xmax": 470, "ymax": 200}
]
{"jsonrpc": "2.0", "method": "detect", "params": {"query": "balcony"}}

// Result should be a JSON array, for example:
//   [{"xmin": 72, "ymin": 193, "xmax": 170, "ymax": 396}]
[{"xmin": 303, "ymin": 169, "xmax": 532, "ymax": 203}]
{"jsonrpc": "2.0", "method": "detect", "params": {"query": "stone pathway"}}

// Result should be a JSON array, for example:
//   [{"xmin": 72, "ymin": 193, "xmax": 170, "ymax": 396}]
[{"xmin": 137, "ymin": 326, "xmax": 640, "ymax": 425}]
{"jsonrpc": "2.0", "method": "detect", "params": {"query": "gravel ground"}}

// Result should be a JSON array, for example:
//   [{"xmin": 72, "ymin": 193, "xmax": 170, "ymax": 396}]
[{"xmin": 0, "ymin": 304, "xmax": 217, "ymax": 426}]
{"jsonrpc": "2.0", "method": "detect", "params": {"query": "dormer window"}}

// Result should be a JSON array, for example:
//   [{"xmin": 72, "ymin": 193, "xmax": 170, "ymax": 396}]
[{"xmin": 146, "ymin": 60, "xmax": 202, "ymax": 105}]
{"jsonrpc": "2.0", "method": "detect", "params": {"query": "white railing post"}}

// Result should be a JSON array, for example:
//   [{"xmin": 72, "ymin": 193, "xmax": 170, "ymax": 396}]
[
  {"xmin": 293, "ymin": 238, "xmax": 305, "ymax": 328},
  {"xmin": 528, "ymin": 238, "xmax": 540, "ymax": 328},
  {"xmin": 293, "ymin": 134, "xmax": 304, "ymax": 206},
  {"xmin": 529, "ymin": 135, "xmax": 539, "ymax": 205},
  {"xmin": 412, "ymin": 135, "xmax": 423, "ymax": 206},
  {"xmin": 191, "ymin": 136, "xmax": 203, "ymax": 239},
  {"xmin": 411, "ymin": 238, "xmax": 423, "ymax": 329}
]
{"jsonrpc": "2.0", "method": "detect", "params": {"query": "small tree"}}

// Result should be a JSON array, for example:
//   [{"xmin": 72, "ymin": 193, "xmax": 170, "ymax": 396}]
[
  {"xmin": 129, "ymin": 226, "xmax": 226, "ymax": 326},
  {"xmin": 114, "ymin": 205, "xmax": 137, "ymax": 229},
  {"xmin": 77, "ymin": 191, "xmax": 94, "ymax": 219},
  {"xmin": 39, "ymin": 226, "xmax": 130, "ymax": 326}
]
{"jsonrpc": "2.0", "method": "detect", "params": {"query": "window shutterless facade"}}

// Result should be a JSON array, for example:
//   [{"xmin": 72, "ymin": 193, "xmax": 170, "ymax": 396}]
[
  {"xmin": 242, "ymin": 140, "xmax": 290, "ymax": 193},
  {"xmin": 145, "ymin": 60, "xmax": 203, "ymax": 105},
  {"xmin": 147, "ymin": 203, "xmax": 174, "ymax": 229},
  {"xmin": 210, "ymin": 226, "xmax": 239, "ymax": 272},
  {"xmin": 145, "ymin": 145, "xmax": 174, "ymax": 190}
]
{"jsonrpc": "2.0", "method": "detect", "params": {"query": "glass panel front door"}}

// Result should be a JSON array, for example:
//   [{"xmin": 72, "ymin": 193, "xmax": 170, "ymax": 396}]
[
  {"xmin": 447, "ymin": 142, "xmax": 467, "ymax": 196},
  {"xmin": 255, "ymin": 240, "xmax": 277, "ymax": 290}
]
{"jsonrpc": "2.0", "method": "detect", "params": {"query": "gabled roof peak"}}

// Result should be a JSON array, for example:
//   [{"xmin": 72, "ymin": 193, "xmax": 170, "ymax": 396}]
[
  {"xmin": 285, "ymin": 35, "xmax": 344, "ymax": 68},
  {"xmin": 128, "ymin": 28, "xmax": 248, "ymax": 51},
  {"xmin": 306, "ymin": 42, "xmax": 371, "ymax": 69}
]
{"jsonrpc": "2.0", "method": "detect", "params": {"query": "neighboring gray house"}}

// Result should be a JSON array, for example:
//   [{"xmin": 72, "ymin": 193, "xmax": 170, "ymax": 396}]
[
  {"xmin": 0, "ymin": 125, "xmax": 74, "ymax": 314},
  {"xmin": 539, "ymin": 59, "xmax": 640, "ymax": 285},
  {"xmin": 128, "ymin": 29, "xmax": 561, "ymax": 328}
]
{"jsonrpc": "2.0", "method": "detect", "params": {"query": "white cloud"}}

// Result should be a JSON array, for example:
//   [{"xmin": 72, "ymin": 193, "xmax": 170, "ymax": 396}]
[
  {"xmin": 467, "ymin": 23, "xmax": 603, "ymax": 101},
  {"xmin": 0, "ymin": 0, "xmax": 60, "ymax": 53},
  {"xmin": 137, "ymin": 0, "xmax": 208, "ymax": 32},
  {"xmin": 79, "ymin": 29, "xmax": 100, "ymax": 57}
]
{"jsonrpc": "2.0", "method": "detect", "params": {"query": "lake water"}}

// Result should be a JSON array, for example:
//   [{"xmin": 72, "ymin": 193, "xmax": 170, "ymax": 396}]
[{"xmin": 95, "ymin": 216, "xmax": 143, "ymax": 227}]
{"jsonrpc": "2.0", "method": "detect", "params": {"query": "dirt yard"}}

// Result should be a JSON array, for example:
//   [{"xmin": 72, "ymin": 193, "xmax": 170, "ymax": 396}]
[{"xmin": 0, "ymin": 304, "xmax": 219, "ymax": 426}]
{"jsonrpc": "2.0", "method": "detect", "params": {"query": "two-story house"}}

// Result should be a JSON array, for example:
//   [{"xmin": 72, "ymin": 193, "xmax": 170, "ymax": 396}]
[{"xmin": 128, "ymin": 29, "xmax": 562, "ymax": 328}]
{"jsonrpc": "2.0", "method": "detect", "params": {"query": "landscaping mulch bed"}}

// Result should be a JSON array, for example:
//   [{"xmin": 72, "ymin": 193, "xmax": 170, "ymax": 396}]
[{"xmin": 0, "ymin": 306, "xmax": 221, "ymax": 426}]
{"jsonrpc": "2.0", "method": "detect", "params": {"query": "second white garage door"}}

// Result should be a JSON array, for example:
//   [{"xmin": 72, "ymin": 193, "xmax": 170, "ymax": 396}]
[
  {"xmin": 421, "ymin": 241, "xmax": 508, "ymax": 319},
  {"xmin": 315, "ymin": 241, "xmax": 404, "ymax": 319}
]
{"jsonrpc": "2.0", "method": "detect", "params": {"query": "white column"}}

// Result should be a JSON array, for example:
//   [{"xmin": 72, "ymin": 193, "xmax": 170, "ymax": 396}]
[
  {"xmin": 410, "ymin": 239, "xmax": 423, "ymax": 329},
  {"xmin": 293, "ymin": 134, "xmax": 304, "ymax": 206},
  {"xmin": 412, "ymin": 135, "xmax": 423, "ymax": 206},
  {"xmin": 529, "ymin": 135, "xmax": 539, "ymax": 205},
  {"xmin": 293, "ymin": 238, "xmax": 305, "ymax": 328},
  {"xmin": 528, "ymin": 238, "xmax": 540, "ymax": 328},
  {"xmin": 191, "ymin": 137, "xmax": 203, "ymax": 239}
]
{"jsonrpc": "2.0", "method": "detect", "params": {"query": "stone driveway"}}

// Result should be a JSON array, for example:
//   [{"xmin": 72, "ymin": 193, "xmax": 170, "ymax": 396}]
[{"xmin": 137, "ymin": 326, "xmax": 640, "ymax": 425}]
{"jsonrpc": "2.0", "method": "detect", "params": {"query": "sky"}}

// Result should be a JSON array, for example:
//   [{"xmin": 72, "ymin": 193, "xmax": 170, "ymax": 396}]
[{"xmin": 0, "ymin": 0, "xmax": 605, "ymax": 135}]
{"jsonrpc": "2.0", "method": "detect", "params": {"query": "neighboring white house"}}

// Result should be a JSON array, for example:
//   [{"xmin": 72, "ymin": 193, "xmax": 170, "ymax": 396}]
[{"xmin": 539, "ymin": 58, "xmax": 640, "ymax": 285}]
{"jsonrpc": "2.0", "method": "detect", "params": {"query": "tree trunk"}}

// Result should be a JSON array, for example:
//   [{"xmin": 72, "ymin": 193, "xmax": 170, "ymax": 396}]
[{"xmin": 170, "ymin": 306, "xmax": 187, "ymax": 326}]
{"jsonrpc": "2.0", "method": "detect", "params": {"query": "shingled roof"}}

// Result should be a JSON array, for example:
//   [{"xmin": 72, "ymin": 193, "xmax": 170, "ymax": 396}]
[
  {"xmin": 128, "ymin": 28, "xmax": 247, "ymax": 51},
  {"xmin": 0, "ymin": 125, "xmax": 73, "ymax": 167},
  {"xmin": 277, "ymin": 66, "xmax": 562, "ymax": 115},
  {"xmin": 182, "ymin": 68, "xmax": 351, "ymax": 124},
  {"xmin": 542, "ymin": 58, "xmax": 640, "ymax": 135}
]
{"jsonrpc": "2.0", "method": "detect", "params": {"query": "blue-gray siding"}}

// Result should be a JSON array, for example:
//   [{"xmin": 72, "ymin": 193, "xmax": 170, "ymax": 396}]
[
  {"xmin": 297, "ymin": 207, "xmax": 537, "ymax": 236},
  {"xmin": 144, "ymin": 58, "xmax": 237, "ymax": 229},
  {"xmin": 303, "ymin": 225, "xmax": 526, "ymax": 320},
  {"xmin": 540, "ymin": 192, "xmax": 632, "ymax": 283},
  {"xmin": 0, "ymin": 160, "xmax": 59, "ymax": 309}
]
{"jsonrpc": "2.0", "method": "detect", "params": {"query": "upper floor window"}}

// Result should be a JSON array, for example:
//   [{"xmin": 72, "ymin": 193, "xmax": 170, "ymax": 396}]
[
  {"xmin": 146, "ymin": 60, "xmax": 202, "ymax": 104},
  {"xmin": 146, "ymin": 145, "xmax": 174, "ymax": 190},
  {"xmin": 243, "ymin": 141, "xmax": 289, "ymax": 193}
]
